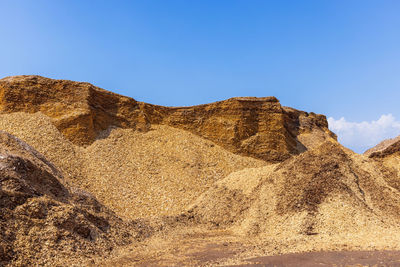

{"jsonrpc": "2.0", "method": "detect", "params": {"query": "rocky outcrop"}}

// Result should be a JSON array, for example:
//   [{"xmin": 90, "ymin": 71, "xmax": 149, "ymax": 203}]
[
  {"xmin": 0, "ymin": 131, "xmax": 134, "ymax": 266},
  {"xmin": 0, "ymin": 75, "xmax": 335, "ymax": 162}
]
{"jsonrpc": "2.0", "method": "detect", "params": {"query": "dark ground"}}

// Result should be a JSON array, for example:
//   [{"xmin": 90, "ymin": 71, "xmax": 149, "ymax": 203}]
[{"xmin": 237, "ymin": 250, "xmax": 400, "ymax": 266}]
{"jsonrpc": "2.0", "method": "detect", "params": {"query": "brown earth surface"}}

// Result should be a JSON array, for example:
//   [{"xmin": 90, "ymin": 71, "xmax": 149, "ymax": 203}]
[
  {"xmin": 1, "ymin": 75, "xmax": 400, "ymax": 266},
  {"xmin": 239, "ymin": 250, "xmax": 400, "ymax": 267},
  {"xmin": 98, "ymin": 229, "xmax": 400, "ymax": 266}
]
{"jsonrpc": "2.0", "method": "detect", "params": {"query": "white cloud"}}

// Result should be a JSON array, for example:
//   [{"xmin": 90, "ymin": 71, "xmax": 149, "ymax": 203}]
[{"xmin": 327, "ymin": 114, "xmax": 400, "ymax": 153}]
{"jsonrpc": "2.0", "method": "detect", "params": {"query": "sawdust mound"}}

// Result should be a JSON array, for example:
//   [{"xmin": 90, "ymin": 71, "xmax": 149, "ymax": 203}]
[
  {"xmin": 83, "ymin": 125, "xmax": 265, "ymax": 219},
  {"xmin": 368, "ymin": 138, "xmax": 400, "ymax": 159},
  {"xmin": 4, "ymin": 75, "xmax": 400, "ymax": 263},
  {"xmin": 0, "ymin": 75, "xmax": 338, "ymax": 220},
  {"xmin": 0, "ymin": 112, "xmax": 265, "ymax": 220},
  {"xmin": 186, "ymin": 141, "xmax": 400, "ymax": 253},
  {"xmin": 0, "ymin": 131, "xmax": 134, "ymax": 266},
  {"xmin": 364, "ymin": 135, "xmax": 400, "ymax": 156},
  {"xmin": 366, "ymin": 135, "xmax": 400, "ymax": 193},
  {"xmin": 0, "ymin": 112, "xmax": 86, "ymax": 186}
]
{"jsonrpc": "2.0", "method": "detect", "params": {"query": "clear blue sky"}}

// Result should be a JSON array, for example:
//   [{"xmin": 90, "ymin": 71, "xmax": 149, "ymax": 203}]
[{"xmin": 1, "ymin": 0, "xmax": 400, "ymax": 152}]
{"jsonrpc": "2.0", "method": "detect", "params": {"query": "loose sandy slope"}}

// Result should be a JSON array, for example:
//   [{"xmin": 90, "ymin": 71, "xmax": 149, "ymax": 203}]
[
  {"xmin": 101, "ymin": 139, "xmax": 400, "ymax": 266},
  {"xmin": 182, "ymin": 141, "xmax": 400, "ymax": 256},
  {"xmin": 0, "ymin": 112, "xmax": 265, "ymax": 220},
  {"xmin": 364, "ymin": 135, "xmax": 400, "ymax": 156},
  {"xmin": 0, "ymin": 131, "xmax": 134, "ymax": 267},
  {"xmin": 83, "ymin": 125, "xmax": 265, "ymax": 219}
]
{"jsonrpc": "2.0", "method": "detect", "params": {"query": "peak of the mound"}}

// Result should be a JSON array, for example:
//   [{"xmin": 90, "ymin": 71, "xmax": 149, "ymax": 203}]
[
  {"xmin": 0, "ymin": 131, "xmax": 134, "ymax": 266},
  {"xmin": 365, "ymin": 135, "xmax": 400, "ymax": 158},
  {"xmin": 0, "ymin": 75, "xmax": 335, "ymax": 162}
]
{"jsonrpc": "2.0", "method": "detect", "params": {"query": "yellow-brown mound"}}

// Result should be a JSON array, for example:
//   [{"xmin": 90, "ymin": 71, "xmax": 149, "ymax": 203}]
[
  {"xmin": 0, "ymin": 112, "xmax": 265, "ymax": 219},
  {"xmin": 3, "ymin": 75, "xmax": 400, "ymax": 265},
  {"xmin": 366, "ymin": 136, "xmax": 400, "ymax": 193},
  {"xmin": 185, "ymin": 141, "xmax": 400, "ymax": 254},
  {"xmin": 0, "ymin": 131, "xmax": 134, "ymax": 266},
  {"xmin": 364, "ymin": 134, "xmax": 400, "ymax": 156}
]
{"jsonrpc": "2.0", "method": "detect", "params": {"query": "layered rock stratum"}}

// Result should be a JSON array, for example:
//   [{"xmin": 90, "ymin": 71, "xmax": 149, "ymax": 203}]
[{"xmin": 1, "ymin": 75, "xmax": 400, "ymax": 266}]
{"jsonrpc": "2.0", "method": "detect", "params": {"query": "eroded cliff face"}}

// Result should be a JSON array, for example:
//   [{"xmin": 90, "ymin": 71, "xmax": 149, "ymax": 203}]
[{"xmin": 0, "ymin": 75, "xmax": 335, "ymax": 162}]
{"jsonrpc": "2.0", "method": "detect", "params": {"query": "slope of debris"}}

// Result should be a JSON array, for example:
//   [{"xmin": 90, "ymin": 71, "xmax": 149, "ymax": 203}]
[
  {"xmin": 364, "ymin": 135, "xmax": 400, "ymax": 156},
  {"xmin": 366, "ymin": 135, "xmax": 400, "ymax": 193},
  {"xmin": 0, "ymin": 131, "xmax": 135, "ymax": 266},
  {"xmin": 184, "ymin": 141, "xmax": 400, "ymax": 254},
  {"xmin": 0, "ymin": 112, "xmax": 265, "ymax": 220}
]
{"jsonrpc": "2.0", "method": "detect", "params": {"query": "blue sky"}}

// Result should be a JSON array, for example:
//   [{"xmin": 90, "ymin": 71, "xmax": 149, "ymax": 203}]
[{"xmin": 1, "ymin": 0, "xmax": 399, "ymax": 152}]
